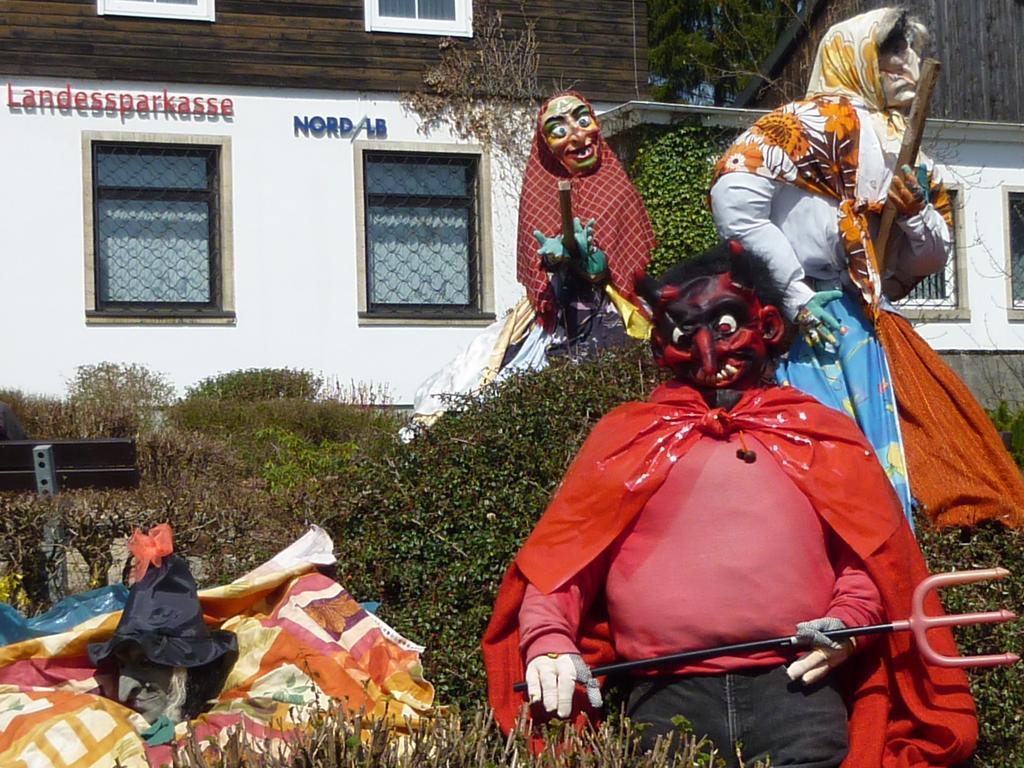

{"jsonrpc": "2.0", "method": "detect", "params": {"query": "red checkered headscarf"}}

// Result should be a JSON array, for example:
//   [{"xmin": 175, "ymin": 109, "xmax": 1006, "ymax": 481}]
[{"xmin": 516, "ymin": 92, "xmax": 656, "ymax": 330}]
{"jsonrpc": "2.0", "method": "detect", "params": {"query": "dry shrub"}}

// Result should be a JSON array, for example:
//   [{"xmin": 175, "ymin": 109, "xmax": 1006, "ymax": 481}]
[
  {"xmin": 187, "ymin": 368, "xmax": 323, "ymax": 402},
  {"xmin": 0, "ymin": 362, "xmax": 174, "ymax": 439},
  {"xmin": 168, "ymin": 707, "xmax": 758, "ymax": 768},
  {"xmin": 402, "ymin": 7, "xmax": 541, "ymax": 184}
]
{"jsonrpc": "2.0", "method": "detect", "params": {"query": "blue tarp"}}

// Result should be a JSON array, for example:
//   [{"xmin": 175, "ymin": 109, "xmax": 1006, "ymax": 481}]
[{"xmin": 0, "ymin": 584, "xmax": 128, "ymax": 646}]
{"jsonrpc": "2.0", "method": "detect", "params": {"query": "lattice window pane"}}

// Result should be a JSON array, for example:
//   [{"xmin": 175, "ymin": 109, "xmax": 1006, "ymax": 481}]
[
  {"xmin": 364, "ymin": 152, "xmax": 479, "ymax": 314},
  {"xmin": 97, "ymin": 201, "xmax": 211, "ymax": 303},
  {"xmin": 93, "ymin": 144, "xmax": 219, "ymax": 311},
  {"xmin": 419, "ymin": 0, "xmax": 455, "ymax": 20},
  {"xmin": 379, "ymin": 0, "xmax": 415, "ymax": 17},
  {"xmin": 97, "ymin": 153, "xmax": 207, "ymax": 190},
  {"xmin": 367, "ymin": 206, "xmax": 470, "ymax": 304},
  {"xmin": 900, "ymin": 189, "xmax": 959, "ymax": 309},
  {"xmin": 1011, "ymin": 193, "xmax": 1024, "ymax": 307},
  {"xmin": 366, "ymin": 161, "xmax": 467, "ymax": 197}
]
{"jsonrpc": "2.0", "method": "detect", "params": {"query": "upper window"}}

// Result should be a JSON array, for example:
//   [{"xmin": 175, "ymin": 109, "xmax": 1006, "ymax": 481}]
[
  {"xmin": 98, "ymin": 0, "xmax": 214, "ymax": 22},
  {"xmin": 365, "ymin": 0, "xmax": 472, "ymax": 37},
  {"xmin": 357, "ymin": 147, "xmax": 492, "ymax": 322},
  {"xmin": 1010, "ymin": 192, "xmax": 1024, "ymax": 309},
  {"xmin": 899, "ymin": 188, "xmax": 961, "ymax": 311},
  {"xmin": 85, "ymin": 138, "xmax": 234, "ymax": 323}
]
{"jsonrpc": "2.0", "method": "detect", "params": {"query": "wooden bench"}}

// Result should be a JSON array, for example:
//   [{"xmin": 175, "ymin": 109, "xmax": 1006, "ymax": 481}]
[{"xmin": 0, "ymin": 439, "xmax": 139, "ymax": 494}]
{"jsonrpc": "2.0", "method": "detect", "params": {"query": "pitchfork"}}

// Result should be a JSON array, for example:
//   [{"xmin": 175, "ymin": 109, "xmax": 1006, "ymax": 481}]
[{"xmin": 512, "ymin": 568, "xmax": 1019, "ymax": 693}]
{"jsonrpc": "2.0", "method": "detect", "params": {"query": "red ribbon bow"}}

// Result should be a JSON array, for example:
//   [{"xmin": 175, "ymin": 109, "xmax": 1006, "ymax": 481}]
[{"xmin": 128, "ymin": 523, "xmax": 174, "ymax": 584}]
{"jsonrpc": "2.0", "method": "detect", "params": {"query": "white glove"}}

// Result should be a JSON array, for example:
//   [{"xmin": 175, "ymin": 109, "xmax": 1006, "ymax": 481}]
[
  {"xmin": 524, "ymin": 653, "xmax": 602, "ymax": 718},
  {"xmin": 785, "ymin": 617, "xmax": 855, "ymax": 686}
]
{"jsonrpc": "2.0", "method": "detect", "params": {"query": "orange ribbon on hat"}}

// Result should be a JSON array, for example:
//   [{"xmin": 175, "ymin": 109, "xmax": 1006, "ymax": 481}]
[{"xmin": 128, "ymin": 523, "xmax": 174, "ymax": 583}]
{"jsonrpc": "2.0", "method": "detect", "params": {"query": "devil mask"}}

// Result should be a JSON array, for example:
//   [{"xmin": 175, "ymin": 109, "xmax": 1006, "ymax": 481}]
[{"xmin": 637, "ymin": 242, "xmax": 786, "ymax": 390}]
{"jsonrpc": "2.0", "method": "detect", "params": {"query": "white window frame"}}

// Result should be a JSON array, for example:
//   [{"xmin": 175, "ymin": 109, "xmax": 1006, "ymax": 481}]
[
  {"xmin": 364, "ymin": 0, "xmax": 472, "ymax": 37},
  {"xmin": 898, "ymin": 185, "xmax": 969, "ymax": 321},
  {"xmin": 82, "ymin": 131, "xmax": 235, "ymax": 326},
  {"xmin": 1006, "ymin": 187, "xmax": 1024, "ymax": 319},
  {"xmin": 353, "ymin": 140, "xmax": 494, "ymax": 327},
  {"xmin": 98, "ymin": 0, "xmax": 215, "ymax": 22}
]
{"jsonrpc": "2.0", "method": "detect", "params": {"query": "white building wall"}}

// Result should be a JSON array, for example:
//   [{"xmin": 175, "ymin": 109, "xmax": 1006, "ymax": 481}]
[
  {"xmin": 921, "ymin": 122, "xmax": 1024, "ymax": 351},
  {"xmin": 0, "ymin": 76, "xmax": 527, "ymax": 402}
]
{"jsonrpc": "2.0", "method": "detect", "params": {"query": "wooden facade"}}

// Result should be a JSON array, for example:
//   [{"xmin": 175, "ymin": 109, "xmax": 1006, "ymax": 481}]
[
  {"xmin": 747, "ymin": 0, "xmax": 1024, "ymax": 124},
  {"xmin": 0, "ymin": 0, "xmax": 648, "ymax": 102}
]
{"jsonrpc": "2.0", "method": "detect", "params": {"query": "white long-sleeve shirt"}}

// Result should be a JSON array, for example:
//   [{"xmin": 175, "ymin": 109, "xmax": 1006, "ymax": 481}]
[{"xmin": 710, "ymin": 106, "xmax": 951, "ymax": 318}]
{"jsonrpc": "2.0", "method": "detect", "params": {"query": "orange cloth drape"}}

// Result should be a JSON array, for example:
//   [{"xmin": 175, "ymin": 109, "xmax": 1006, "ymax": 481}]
[{"xmin": 878, "ymin": 313, "xmax": 1024, "ymax": 527}]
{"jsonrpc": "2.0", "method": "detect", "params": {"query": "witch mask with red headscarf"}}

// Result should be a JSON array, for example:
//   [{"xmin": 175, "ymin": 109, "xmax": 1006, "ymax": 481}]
[{"xmin": 516, "ymin": 92, "xmax": 655, "ymax": 331}]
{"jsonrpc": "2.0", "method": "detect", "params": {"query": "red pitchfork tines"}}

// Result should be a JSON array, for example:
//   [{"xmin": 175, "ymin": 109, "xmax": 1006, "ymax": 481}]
[{"xmin": 895, "ymin": 567, "xmax": 1019, "ymax": 668}]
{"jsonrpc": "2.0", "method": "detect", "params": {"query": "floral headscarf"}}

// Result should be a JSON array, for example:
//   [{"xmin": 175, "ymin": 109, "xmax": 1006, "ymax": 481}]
[{"xmin": 805, "ymin": 7, "xmax": 922, "ymax": 152}]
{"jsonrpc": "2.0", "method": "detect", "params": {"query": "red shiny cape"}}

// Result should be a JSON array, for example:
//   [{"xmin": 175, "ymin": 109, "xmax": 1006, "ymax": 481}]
[
  {"xmin": 516, "ymin": 92, "xmax": 655, "ymax": 330},
  {"xmin": 482, "ymin": 383, "xmax": 977, "ymax": 766}
]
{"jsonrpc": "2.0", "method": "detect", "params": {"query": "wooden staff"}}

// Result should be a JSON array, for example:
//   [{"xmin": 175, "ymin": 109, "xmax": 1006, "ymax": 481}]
[
  {"xmin": 557, "ymin": 180, "xmax": 582, "ymax": 262},
  {"xmin": 875, "ymin": 58, "xmax": 941, "ymax": 275}
]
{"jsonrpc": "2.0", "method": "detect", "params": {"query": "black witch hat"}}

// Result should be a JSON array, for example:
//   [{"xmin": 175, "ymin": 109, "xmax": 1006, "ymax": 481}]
[{"xmin": 88, "ymin": 529, "xmax": 236, "ymax": 670}]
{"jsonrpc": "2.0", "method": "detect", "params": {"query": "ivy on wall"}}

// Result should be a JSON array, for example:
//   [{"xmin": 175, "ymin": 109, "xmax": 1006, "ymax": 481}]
[{"xmin": 614, "ymin": 121, "xmax": 738, "ymax": 278}]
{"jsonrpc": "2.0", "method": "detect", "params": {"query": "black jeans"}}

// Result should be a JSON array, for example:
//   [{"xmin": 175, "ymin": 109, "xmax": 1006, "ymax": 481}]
[{"xmin": 627, "ymin": 665, "xmax": 849, "ymax": 768}]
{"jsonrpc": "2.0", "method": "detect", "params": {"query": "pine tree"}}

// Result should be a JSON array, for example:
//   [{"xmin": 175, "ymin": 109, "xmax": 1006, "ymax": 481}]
[{"xmin": 648, "ymin": 0, "xmax": 801, "ymax": 104}]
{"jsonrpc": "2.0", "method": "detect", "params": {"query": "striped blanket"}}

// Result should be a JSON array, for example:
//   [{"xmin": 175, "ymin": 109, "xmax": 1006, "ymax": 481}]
[{"xmin": 0, "ymin": 527, "xmax": 434, "ymax": 767}]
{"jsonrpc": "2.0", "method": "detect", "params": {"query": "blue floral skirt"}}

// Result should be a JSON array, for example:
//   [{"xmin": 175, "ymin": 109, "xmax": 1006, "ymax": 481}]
[{"xmin": 776, "ymin": 294, "xmax": 914, "ymax": 527}]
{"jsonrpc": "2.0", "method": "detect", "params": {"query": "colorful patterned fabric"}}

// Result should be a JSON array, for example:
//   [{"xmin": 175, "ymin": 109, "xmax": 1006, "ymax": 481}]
[
  {"xmin": 0, "ymin": 527, "xmax": 434, "ymax": 767},
  {"xmin": 777, "ymin": 293, "xmax": 913, "ymax": 522},
  {"xmin": 516, "ymin": 92, "xmax": 655, "ymax": 330}
]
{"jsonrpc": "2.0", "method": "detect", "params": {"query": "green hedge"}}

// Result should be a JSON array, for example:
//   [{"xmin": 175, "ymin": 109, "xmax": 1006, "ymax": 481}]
[
  {"xmin": 620, "ymin": 122, "xmax": 735, "ymax": 277},
  {"xmin": 1, "ymin": 362, "xmax": 175, "ymax": 439},
  {"xmin": 167, "ymin": 397, "xmax": 401, "ymax": 483}
]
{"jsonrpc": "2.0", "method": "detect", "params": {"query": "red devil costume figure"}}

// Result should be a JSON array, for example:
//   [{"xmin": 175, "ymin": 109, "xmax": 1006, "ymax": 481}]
[{"xmin": 482, "ymin": 242, "xmax": 977, "ymax": 767}]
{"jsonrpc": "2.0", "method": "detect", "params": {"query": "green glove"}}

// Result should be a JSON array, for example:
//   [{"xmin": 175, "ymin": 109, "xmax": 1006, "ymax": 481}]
[
  {"xmin": 796, "ymin": 290, "xmax": 846, "ymax": 346},
  {"xmin": 533, "ymin": 220, "xmax": 607, "ymax": 279},
  {"xmin": 574, "ymin": 218, "xmax": 608, "ymax": 278},
  {"xmin": 141, "ymin": 715, "xmax": 177, "ymax": 746},
  {"xmin": 533, "ymin": 229, "xmax": 568, "ymax": 269}
]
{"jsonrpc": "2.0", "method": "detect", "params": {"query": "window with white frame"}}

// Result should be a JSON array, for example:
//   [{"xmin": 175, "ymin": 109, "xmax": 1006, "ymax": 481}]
[
  {"xmin": 85, "ymin": 137, "xmax": 233, "ymax": 322},
  {"xmin": 1010, "ymin": 192, "xmax": 1024, "ymax": 309},
  {"xmin": 357, "ymin": 147, "xmax": 492, "ymax": 321},
  {"xmin": 898, "ymin": 187, "xmax": 961, "ymax": 311},
  {"xmin": 98, "ymin": 0, "xmax": 214, "ymax": 22},
  {"xmin": 364, "ymin": 0, "xmax": 472, "ymax": 37}
]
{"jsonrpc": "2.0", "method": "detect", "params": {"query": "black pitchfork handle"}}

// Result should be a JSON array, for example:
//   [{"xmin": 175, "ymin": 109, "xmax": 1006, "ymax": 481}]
[{"xmin": 511, "ymin": 623, "xmax": 898, "ymax": 693}]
